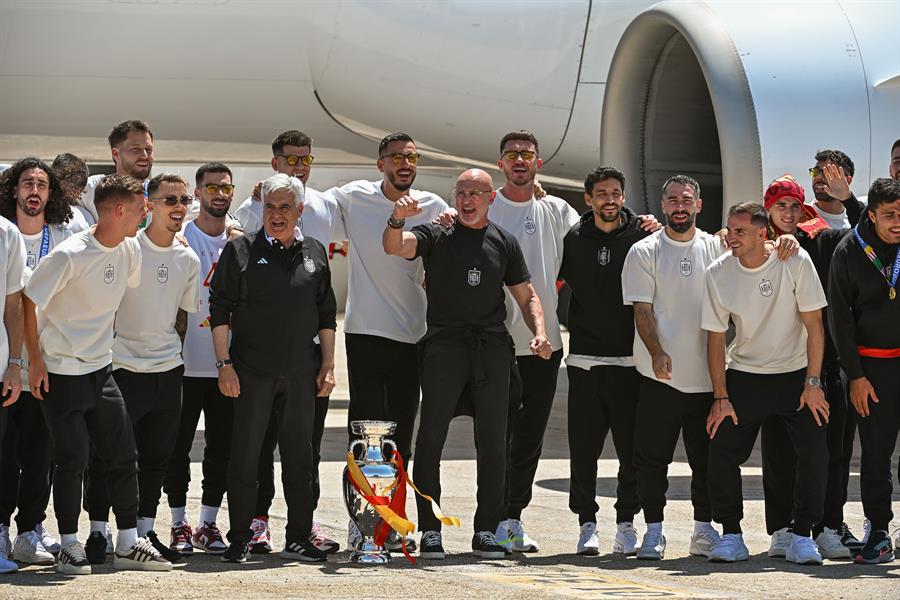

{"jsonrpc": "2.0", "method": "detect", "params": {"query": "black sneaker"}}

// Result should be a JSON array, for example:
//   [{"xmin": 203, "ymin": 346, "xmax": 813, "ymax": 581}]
[
  {"xmin": 854, "ymin": 530, "xmax": 894, "ymax": 564},
  {"xmin": 419, "ymin": 531, "xmax": 445, "ymax": 560},
  {"xmin": 221, "ymin": 542, "xmax": 250, "ymax": 563},
  {"xmin": 385, "ymin": 530, "xmax": 417, "ymax": 553},
  {"xmin": 85, "ymin": 531, "xmax": 108, "ymax": 565},
  {"xmin": 147, "ymin": 530, "xmax": 183, "ymax": 564},
  {"xmin": 838, "ymin": 522, "xmax": 864, "ymax": 551},
  {"xmin": 471, "ymin": 531, "xmax": 505, "ymax": 559},
  {"xmin": 280, "ymin": 538, "xmax": 327, "ymax": 562},
  {"xmin": 57, "ymin": 541, "xmax": 91, "ymax": 575}
]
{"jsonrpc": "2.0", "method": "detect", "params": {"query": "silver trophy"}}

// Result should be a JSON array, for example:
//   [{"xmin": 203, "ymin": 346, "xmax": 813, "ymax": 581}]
[{"xmin": 343, "ymin": 420, "xmax": 400, "ymax": 563}]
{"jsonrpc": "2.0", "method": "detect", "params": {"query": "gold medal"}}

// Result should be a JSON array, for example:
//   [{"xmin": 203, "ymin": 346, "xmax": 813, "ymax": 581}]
[{"xmin": 891, "ymin": 287, "xmax": 896, "ymax": 301}]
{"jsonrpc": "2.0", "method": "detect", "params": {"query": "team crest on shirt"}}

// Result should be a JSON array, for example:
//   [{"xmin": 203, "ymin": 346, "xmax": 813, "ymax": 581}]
[
  {"xmin": 467, "ymin": 268, "xmax": 481, "ymax": 286},
  {"xmin": 598, "ymin": 247, "xmax": 610, "ymax": 266},
  {"xmin": 524, "ymin": 216, "xmax": 536, "ymax": 235},
  {"xmin": 759, "ymin": 279, "xmax": 773, "ymax": 297},
  {"xmin": 26, "ymin": 253, "xmax": 36, "ymax": 270},
  {"xmin": 157, "ymin": 264, "xmax": 168, "ymax": 283},
  {"xmin": 303, "ymin": 256, "xmax": 316, "ymax": 273},
  {"xmin": 680, "ymin": 258, "xmax": 693, "ymax": 277},
  {"xmin": 104, "ymin": 264, "xmax": 115, "ymax": 284}
]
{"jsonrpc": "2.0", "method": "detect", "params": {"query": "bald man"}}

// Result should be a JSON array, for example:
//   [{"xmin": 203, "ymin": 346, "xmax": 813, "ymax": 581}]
[{"xmin": 384, "ymin": 169, "xmax": 551, "ymax": 560}]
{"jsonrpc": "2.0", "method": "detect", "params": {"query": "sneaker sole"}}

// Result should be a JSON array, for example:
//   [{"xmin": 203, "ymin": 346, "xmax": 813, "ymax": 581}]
[
  {"xmin": 767, "ymin": 549, "xmax": 787, "ymax": 558},
  {"xmin": 709, "ymin": 553, "xmax": 749, "ymax": 563},
  {"xmin": 854, "ymin": 552, "xmax": 895, "ymax": 565},
  {"xmin": 419, "ymin": 551, "xmax": 445, "ymax": 560},
  {"xmin": 249, "ymin": 544, "xmax": 273, "ymax": 554},
  {"xmin": 172, "ymin": 546, "xmax": 193, "ymax": 556},
  {"xmin": 56, "ymin": 562, "xmax": 90, "ymax": 575},
  {"xmin": 14, "ymin": 554, "xmax": 55, "ymax": 565},
  {"xmin": 612, "ymin": 547, "xmax": 637, "ymax": 556},
  {"xmin": 577, "ymin": 547, "xmax": 599, "ymax": 556},
  {"xmin": 511, "ymin": 545, "xmax": 539, "ymax": 553},
  {"xmin": 818, "ymin": 548, "xmax": 851, "ymax": 560},
  {"xmin": 192, "ymin": 544, "xmax": 226, "ymax": 555},
  {"xmin": 476, "ymin": 550, "xmax": 506, "ymax": 559},
  {"xmin": 280, "ymin": 550, "xmax": 326, "ymax": 562},
  {"xmin": 112, "ymin": 556, "xmax": 173, "ymax": 572}
]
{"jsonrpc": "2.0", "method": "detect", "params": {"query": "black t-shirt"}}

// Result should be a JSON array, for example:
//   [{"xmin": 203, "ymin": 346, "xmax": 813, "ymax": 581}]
[{"xmin": 412, "ymin": 221, "xmax": 530, "ymax": 328}]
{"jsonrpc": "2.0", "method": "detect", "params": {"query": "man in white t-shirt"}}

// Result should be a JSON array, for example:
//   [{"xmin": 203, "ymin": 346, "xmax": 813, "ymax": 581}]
[
  {"xmin": 703, "ymin": 202, "xmax": 829, "ymax": 565},
  {"xmin": 83, "ymin": 174, "xmax": 200, "ymax": 566},
  {"xmin": 25, "ymin": 174, "xmax": 171, "ymax": 574},
  {"xmin": 0, "ymin": 158, "xmax": 72, "ymax": 567},
  {"xmin": 233, "ymin": 130, "xmax": 344, "ymax": 554}
]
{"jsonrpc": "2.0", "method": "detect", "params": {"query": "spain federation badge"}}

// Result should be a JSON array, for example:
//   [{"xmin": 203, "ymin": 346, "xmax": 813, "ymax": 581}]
[
  {"xmin": 680, "ymin": 258, "xmax": 692, "ymax": 277},
  {"xmin": 598, "ymin": 247, "xmax": 610, "ymax": 266},
  {"xmin": 104, "ymin": 264, "xmax": 115, "ymax": 284},
  {"xmin": 759, "ymin": 279, "xmax": 773, "ymax": 297},
  {"xmin": 304, "ymin": 256, "xmax": 316, "ymax": 273},
  {"xmin": 157, "ymin": 264, "xmax": 168, "ymax": 283},
  {"xmin": 467, "ymin": 268, "xmax": 481, "ymax": 286}
]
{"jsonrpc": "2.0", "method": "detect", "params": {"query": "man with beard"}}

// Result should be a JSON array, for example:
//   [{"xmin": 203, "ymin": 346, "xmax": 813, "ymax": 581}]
[
  {"xmin": 829, "ymin": 178, "xmax": 900, "ymax": 564},
  {"xmin": 330, "ymin": 132, "xmax": 448, "ymax": 552},
  {"xmin": 163, "ymin": 163, "xmax": 235, "ymax": 557},
  {"xmin": 704, "ymin": 202, "xmax": 829, "ymax": 565},
  {"xmin": 809, "ymin": 149, "xmax": 866, "ymax": 231},
  {"xmin": 559, "ymin": 166, "xmax": 651, "ymax": 556},
  {"xmin": 233, "ymin": 130, "xmax": 344, "ymax": 554},
  {"xmin": 50, "ymin": 153, "xmax": 92, "ymax": 233},
  {"xmin": 0, "ymin": 158, "xmax": 68, "ymax": 568},
  {"xmin": 79, "ymin": 120, "xmax": 154, "ymax": 224}
]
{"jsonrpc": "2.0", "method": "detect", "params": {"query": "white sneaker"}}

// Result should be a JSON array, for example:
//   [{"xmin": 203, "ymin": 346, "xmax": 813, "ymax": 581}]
[
  {"xmin": 689, "ymin": 526, "xmax": 721, "ymax": 557},
  {"xmin": 636, "ymin": 529, "xmax": 666, "ymax": 560},
  {"xmin": 494, "ymin": 519, "xmax": 512, "ymax": 553},
  {"xmin": 57, "ymin": 541, "xmax": 91, "ymax": 575},
  {"xmin": 815, "ymin": 527, "xmax": 851, "ymax": 559},
  {"xmin": 612, "ymin": 522, "xmax": 638, "ymax": 555},
  {"xmin": 347, "ymin": 519, "xmax": 362, "ymax": 550},
  {"xmin": 13, "ymin": 530, "xmax": 55, "ymax": 565},
  {"xmin": 862, "ymin": 519, "xmax": 871, "ymax": 544},
  {"xmin": 768, "ymin": 527, "xmax": 792, "ymax": 557},
  {"xmin": 506, "ymin": 519, "xmax": 539, "ymax": 552},
  {"xmin": 105, "ymin": 524, "xmax": 114, "ymax": 554},
  {"xmin": 0, "ymin": 525, "xmax": 11, "ymax": 560},
  {"xmin": 786, "ymin": 534, "xmax": 823, "ymax": 565},
  {"xmin": 708, "ymin": 533, "xmax": 749, "ymax": 562},
  {"xmin": 113, "ymin": 537, "xmax": 172, "ymax": 571},
  {"xmin": 35, "ymin": 522, "xmax": 60, "ymax": 554},
  {"xmin": 576, "ymin": 523, "xmax": 600, "ymax": 556},
  {"xmin": 0, "ymin": 555, "xmax": 15, "ymax": 574}
]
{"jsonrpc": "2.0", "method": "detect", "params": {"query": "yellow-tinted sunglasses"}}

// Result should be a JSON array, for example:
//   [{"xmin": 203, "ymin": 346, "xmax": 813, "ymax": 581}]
[
  {"xmin": 204, "ymin": 183, "xmax": 235, "ymax": 195},
  {"xmin": 277, "ymin": 154, "xmax": 315, "ymax": 167},
  {"xmin": 381, "ymin": 152, "xmax": 420, "ymax": 165},
  {"xmin": 503, "ymin": 150, "xmax": 536, "ymax": 161}
]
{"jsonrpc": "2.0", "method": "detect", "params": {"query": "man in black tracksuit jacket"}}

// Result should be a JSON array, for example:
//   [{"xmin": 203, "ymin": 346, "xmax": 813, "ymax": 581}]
[
  {"xmin": 828, "ymin": 178, "xmax": 900, "ymax": 564},
  {"xmin": 558, "ymin": 166, "xmax": 651, "ymax": 555},
  {"xmin": 209, "ymin": 174, "xmax": 337, "ymax": 563}
]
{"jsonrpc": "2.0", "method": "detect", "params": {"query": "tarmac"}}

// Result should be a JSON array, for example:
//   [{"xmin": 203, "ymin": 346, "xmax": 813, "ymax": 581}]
[{"xmin": 2, "ymin": 325, "xmax": 898, "ymax": 599}]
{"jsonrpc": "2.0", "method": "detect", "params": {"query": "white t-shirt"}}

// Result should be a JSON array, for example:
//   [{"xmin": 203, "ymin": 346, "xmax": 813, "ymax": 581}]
[
  {"xmin": 0, "ymin": 218, "xmax": 26, "ymax": 375},
  {"xmin": 332, "ymin": 180, "xmax": 448, "ymax": 343},
  {"xmin": 68, "ymin": 206, "xmax": 93, "ymax": 233},
  {"xmin": 25, "ymin": 231, "xmax": 141, "ymax": 375},
  {"xmin": 701, "ymin": 249, "xmax": 827, "ymax": 374},
  {"xmin": 80, "ymin": 174, "xmax": 149, "ymax": 222},
  {"xmin": 488, "ymin": 190, "xmax": 579, "ymax": 355},
  {"xmin": 623, "ymin": 229, "xmax": 725, "ymax": 393},
  {"xmin": 234, "ymin": 187, "xmax": 346, "ymax": 246},
  {"xmin": 181, "ymin": 220, "xmax": 228, "ymax": 377},
  {"xmin": 812, "ymin": 203, "xmax": 850, "ymax": 230},
  {"xmin": 113, "ymin": 230, "xmax": 201, "ymax": 373}
]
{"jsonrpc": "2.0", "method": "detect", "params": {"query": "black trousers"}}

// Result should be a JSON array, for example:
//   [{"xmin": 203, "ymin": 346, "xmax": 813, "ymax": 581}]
[
  {"xmin": 0, "ymin": 392, "xmax": 53, "ymax": 531},
  {"xmin": 40, "ymin": 366, "xmax": 138, "ymax": 534},
  {"xmin": 413, "ymin": 332, "xmax": 513, "ymax": 533},
  {"xmin": 760, "ymin": 365, "xmax": 854, "ymax": 534},
  {"xmin": 226, "ymin": 366, "xmax": 317, "ymax": 545},
  {"xmin": 567, "ymin": 365, "xmax": 639, "ymax": 525},
  {"xmin": 856, "ymin": 356, "xmax": 900, "ymax": 532},
  {"xmin": 346, "ymin": 333, "xmax": 419, "ymax": 466},
  {"xmin": 163, "ymin": 376, "xmax": 234, "ymax": 509},
  {"xmin": 709, "ymin": 369, "xmax": 827, "ymax": 537},
  {"xmin": 86, "ymin": 367, "xmax": 184, "ymax": 521},
  {"xmin": 505, "ymin": 348, "xmax": 563, "ymax": 520}
]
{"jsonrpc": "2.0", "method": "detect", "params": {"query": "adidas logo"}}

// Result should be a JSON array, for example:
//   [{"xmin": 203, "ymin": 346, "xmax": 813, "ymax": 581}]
[{"xmin": 257, "ymin": 257, "xmax": 269, "ymax": 264}]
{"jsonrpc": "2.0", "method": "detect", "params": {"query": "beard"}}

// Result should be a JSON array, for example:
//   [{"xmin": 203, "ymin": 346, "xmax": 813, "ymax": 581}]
[
  {"xmin": 387, "ymin": 170, "xmax": 415, "ymax": 192},
  {"xmin": 667, "ymin": 211, "xmax": 695, "ymax": 233},
  {"xmin": 813, "ymin": 189, "xmax": 834, "ymax": 202},
  {"xmin": 202, "ymin": 202, "xmax": 228, "ymax": 218},
  {"xmin": 18, "ymin": 196, "xmax": 45, "ymax": 217},
  {"xmin": 597, "ymin": 204, "xmax": 621, "ymax": 223},
  {"xmin": 124, "ymin": 159, "xmax": 152, "ymax": 181}
]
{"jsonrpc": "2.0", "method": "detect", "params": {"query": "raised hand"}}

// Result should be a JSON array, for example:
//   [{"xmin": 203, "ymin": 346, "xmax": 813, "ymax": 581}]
[{"xmin": 393, "ymin": 195, "xmax": 422, "ymax": 220}]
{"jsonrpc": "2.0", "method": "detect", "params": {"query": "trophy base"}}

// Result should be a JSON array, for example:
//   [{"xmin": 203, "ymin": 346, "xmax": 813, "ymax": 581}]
[{"xmin": 350, "ymin": 541, "xmax": 392, "ymax": 564}]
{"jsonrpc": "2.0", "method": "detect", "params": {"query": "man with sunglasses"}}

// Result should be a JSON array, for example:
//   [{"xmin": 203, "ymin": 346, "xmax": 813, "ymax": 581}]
[
  {"xmin": 233, "ymin": 130, "xmax": 344, "ymax": 554},
  {"xmin": 83, "ymin": 174, "xmax": 200, "ymax": 564}
]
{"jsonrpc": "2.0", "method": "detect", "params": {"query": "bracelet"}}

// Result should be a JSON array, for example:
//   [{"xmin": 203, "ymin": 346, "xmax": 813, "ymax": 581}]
[
  {"xmin": 387, "ymin": 215, "xmax": 406, "ymax": 229},
  {"xmin": 713, "ymin": 396, "xmax": 729, "ymax": 401}
]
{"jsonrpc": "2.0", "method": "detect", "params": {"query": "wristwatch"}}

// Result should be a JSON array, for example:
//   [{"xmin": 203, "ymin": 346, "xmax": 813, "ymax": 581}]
[
  {"xmin": 805, "ymin": 376, "xmax": 823, "ymax": 389},
  {"xmin": 215, "ymin": 359, "xmax": 233, "ymax": 369},
  {"xmin": 7, "ymin": 358, "xmax": 23, "ymax": 368},
  {"xmin": 387, "ymin": 215, "xmax": 406, "ymax": 229}
]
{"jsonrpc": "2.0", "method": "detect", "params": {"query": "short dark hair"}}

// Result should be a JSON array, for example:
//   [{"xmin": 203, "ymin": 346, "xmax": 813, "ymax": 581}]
[
  {"xmin": 107, "ymin": 120, "xmax": 154, "ymax": 149},
  {"xmin": 815, "ymin": 149, "xmax": 855, "ymax": 178},
  {"xmin": 147, "ymin": 173, "xmax": 189, "ymax": 197},
  {"xmin": 891, "ymin": 139, "xmax": 900, "ymax": 155},
  {"xmin": 94, "ymin": 174, "xmax": 145, "ymax": 209},
  {"xmin": 499, "ymin": 130, "xmax": 539, "ymax": 155},
  {"xmin": 0, "ymin": 157, "xmax": 73, "ymax": 225},
  {"xmin": 584, "ymin": 166, "xmax": 625, "ymax": 194},
  {"xmin": 378, "ymin": 133, "xmax": 414, "ymax": 157},
  {"xmin": 195, "ymin": 162, "xmax": 233, "ymax": 187},
  {"xmin": 866, "ymin": 178, "xmax": 900, "ymax": 211},
  {"xmin": 661, "ymin": 174, "xmax": 700, "ymax": 199},
  {"xmin": 271, "ymin": 130, "xmax": 313, "ymax": 156},
  {"xmin": 728, "ymin": 202, "xmax": 769, "ymax": 229}
]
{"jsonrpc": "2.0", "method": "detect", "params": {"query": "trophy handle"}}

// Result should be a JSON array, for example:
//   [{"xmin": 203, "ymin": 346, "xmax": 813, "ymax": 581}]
[
  {"xmin": 349, "ymin": 439, "xmax": 367, "ymax": 460},
  {"xmin": 382, "ymin": 437, "xmax": 398, "ymax": 459}
]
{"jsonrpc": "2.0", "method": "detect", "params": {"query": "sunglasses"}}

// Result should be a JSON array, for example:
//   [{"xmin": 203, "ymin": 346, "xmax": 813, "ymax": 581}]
[
  {"xmin": 204, "ymin": 183, "xmax": 235, "ymax": 195},
  {"xmin": 276, "ymin": 154, "xmax": 315, "ymax": 167},
  {"xmin": 151, "ymin": 194, "xmax": 194, "ymax": 207},
  {"xmin": 380, "ymin": 152, "xmax": 420, "ymax": 165},
  {"xmin": 809, "ymin": 167, "xmax": 823, "ymax": 177},
  {"xmin": 502, "ymin": 150, "xmax": 536, "ymax": 161}
]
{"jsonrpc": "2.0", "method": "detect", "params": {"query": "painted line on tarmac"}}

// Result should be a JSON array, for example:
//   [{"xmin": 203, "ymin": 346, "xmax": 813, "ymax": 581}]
[{"xmin": 469, "ymin": 571, "xmax": 724, "ymax": 598}]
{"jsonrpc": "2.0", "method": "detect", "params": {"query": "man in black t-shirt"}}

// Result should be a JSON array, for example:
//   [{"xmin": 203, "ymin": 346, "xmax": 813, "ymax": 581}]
[{"xmin": 383, "ymin": 169, "xmax": 551, "ymax": 561}]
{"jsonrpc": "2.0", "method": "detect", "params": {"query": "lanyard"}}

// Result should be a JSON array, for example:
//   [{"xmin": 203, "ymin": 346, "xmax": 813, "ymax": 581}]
[
  {"xmin": 37, "ymin": 224, "xmax": 51, "ymax": 260},
  {"xmin": 853, "ymin": 224, "xmax": 900, "ymax": 300}
]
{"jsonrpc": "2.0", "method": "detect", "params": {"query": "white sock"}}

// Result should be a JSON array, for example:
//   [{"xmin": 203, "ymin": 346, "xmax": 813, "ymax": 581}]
[
  {"xmin": 647, "ymin": 522, "xmax": 663, "ymax": 535},
  {"xmin": 199, "ymin": 505, "xmax": 219, "ymax": 525},
  {"xmin": 170, "ymin": 506, "xmax": 186, "ymax": 525},
  {"xmin": 89, "ymin": 521, "xmax": 108, "ymax": 535},
  {"xmin": 60, "ymin": 533, "xmax": 78, "ymax": 547},
  {"xmin": 694, "ymin": 521, "xmax": 716, "ymax": 535},
  {"xmin": 117, "ymin": 528, "xmax": 138, "ymax": 551},
  {"xmin": 137, "ymin": 518, "xmax": 154, "ymax": 538}
]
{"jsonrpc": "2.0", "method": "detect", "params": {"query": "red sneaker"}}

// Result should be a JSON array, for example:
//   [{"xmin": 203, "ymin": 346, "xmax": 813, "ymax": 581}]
[
  {"xmin": 192, "ymin": 521, "xmax": 227, "ymax": 554},
  {"xmin": 309, "ymin": 521, "xmax": 340, "ymax": 554},
  {"xmin": 249, "ymin": 516, "xmax": 273, "ymax": 554},
  {"xmin": 169, "ymin": 522, "xmax": 193, "ymax": 556}
]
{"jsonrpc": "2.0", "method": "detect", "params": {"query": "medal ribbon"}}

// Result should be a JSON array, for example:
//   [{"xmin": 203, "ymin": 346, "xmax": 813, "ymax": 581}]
[{"xmin": 853, "ymin": 225, "xmax": 900, "ymax": 295}]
